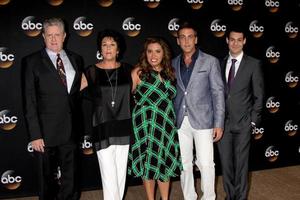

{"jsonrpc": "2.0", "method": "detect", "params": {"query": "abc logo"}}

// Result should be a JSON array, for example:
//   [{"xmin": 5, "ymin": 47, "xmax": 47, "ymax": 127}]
[
  {"xmin": 210, "ymin": 19, "xmax": 226, "ymax": 37},
  {"xmin": 0, "ymin": 110, "xmax": 18, "ymax": 131},
  {"xmin": 265, "ymin": 146, "xmax": 279, "ymax": 162},
  {"xmin": 0, "ymin": 47, "xmax": 14, "ymax": 69},
  {"xmin": 27, "ymin": 143, "xmax": 34, "ymax": 153},
  {"xmin": 252, "ymin": 127, "xmax": 264, "ymax": 140},
  {"xmin": 265, "ymin": 0, "xmax": 280, "ymax": 13},
  {"xmin": 122, "ymin": 17, "xmax": 142, "ymax": 37},
  {"xmin": 144, "ymin": 0, "xmax": 160, "ymax": 9},
  {"xmin": 168, "ymin": 18, "xmax": 180, "ymax": 37},
  {"xmin": 53, "ymin": 166, "xmax": 62, "ymax": 185},
  {"xmin": 285, "ymin": 71, "xmax": 299, "ymax": 88},
  {"xmin": 98, "ymin": 0, "xmax": 113, "ymax": 7},
  {"xmin": 96, "ymin": 51, "xmax": 103, "ymax": 60},
  {"xmin": 55, "ymin": 166, "xmax": 61, "ymax": 181},
  {"xmin": 187, "ymin": 0, "xmax": 204, "ymax": 10},
  {"xmin": 228, "ymin": 0, "xmax": 243, "ymax": 5},
  {"xmin": 249, "ymin": 20, "xmax": 264, "ymax": 38},
  {"xmin": 285, "ymin": 22, "xmax": 298, "ymax": 39},
  {"xmin": 81, "ymin": 135, "xmax": 93, "ymax": 155},
  {"xmin": 284, "ymin": 120, "xmax": 298, "ymax": 136},
  {"xmin": 265, "ymin": 97, "xmax": 280, "ymax": 113},
  {"xmin": 227, "ymin": 0, "xmax": 243, "ymax": 11},
  {"xmin": 0, "ymin": 0, "xmax": 11, "ymax": 6},
  {"xmin": 47, "ymin": 0, "xmax": 64, "ymax": 6},
  {"xmin": 265, "ymin": 46, "xmax": 280, "ymax": 64},
  {"xmin": 1, "ymin": 170, "xmax": 22, "ymax": 190},
  {"xmin": 73, "ymin": 16, "xmax": 94, "ymax": 37},
  {"xmin": 21, "ymin": 16, "xmax": 42, "ymax": 37}
]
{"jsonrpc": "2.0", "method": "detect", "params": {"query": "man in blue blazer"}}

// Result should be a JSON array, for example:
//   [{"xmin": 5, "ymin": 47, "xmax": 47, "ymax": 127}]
[
  {"xmin": 23, "ymin": 18, "xmax": 84, "ymax": 200},
  {"xmin": 217, "ymin": 26, "xmax": 264, "ymax": 200},
  {"xmin": 172, "ymin": 21, "xmax": 225, "ymax": 200}
]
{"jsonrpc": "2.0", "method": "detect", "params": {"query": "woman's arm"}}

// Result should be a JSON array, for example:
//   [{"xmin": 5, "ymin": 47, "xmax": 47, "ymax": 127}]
[
  {"xmin": 80, "ymin": 73, "xmax": 88, "ymax": 91},
  {"xmin": 131, "ymin": 67, "xmax": 141, "ymax": 93}
]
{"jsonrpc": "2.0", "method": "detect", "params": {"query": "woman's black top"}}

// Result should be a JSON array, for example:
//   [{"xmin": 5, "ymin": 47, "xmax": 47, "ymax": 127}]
[{"xmin": 84, "ymin": 63, "xmax": 133, "ymax": 150}]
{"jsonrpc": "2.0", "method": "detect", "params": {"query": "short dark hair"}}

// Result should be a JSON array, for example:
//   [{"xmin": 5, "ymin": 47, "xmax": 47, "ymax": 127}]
[
  {"xmin": 97, "ymin": 29, "xmax": 126, "ymax": 61},
  {"xmin": 177, "ymin": 20, "xmax": 198, "ymax": 36},
  {"xmin": 226, "ymin": 25, "xmax": 247, "ymax": 39}
]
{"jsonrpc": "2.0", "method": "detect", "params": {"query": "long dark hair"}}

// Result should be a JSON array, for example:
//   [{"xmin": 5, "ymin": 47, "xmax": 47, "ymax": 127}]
[{"xmin": 136, "ymin": 37, "xmax": 175, "ymax": 81}]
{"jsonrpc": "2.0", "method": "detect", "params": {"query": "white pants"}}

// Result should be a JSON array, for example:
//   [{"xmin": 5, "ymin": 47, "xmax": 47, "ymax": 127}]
[
  {"xmin": 96, "ymin": 144, "xmax": 129, "ymax": 200},
  {"xmin": 178, "ymin": 116, "xmax": 216, "ymax": 200}
]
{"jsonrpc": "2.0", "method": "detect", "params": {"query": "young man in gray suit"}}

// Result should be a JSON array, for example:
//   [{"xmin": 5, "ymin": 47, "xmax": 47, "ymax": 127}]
[
  {"xmin": 172, "ymin": 21, "xmax": 225, "ymax": 200},
  {"xmin": 217, "ymin": 26, "xmax": 264, "ymax": 200}
]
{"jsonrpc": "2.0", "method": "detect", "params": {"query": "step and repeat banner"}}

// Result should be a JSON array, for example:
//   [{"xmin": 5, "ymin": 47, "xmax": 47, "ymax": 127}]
[{"xmin": 0, "ymin": 0, "xmax": 299, "ymax": 198}]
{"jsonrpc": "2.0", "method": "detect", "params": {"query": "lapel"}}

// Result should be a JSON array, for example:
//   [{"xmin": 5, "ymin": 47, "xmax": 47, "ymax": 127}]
[
  {"xmin": 186, "ymin": 50, "xmax": 205, "ymax": 89},
  {"xmin": 65, "ymin": 50, "xmax": 80, "ymax": 95},
  {"xmin": 174, "ymin": 55, "xmax": 185, "ymax": 91},
  {"xmin": 41, "ymin": 49, "xmax": 64, "ymax": 87},
  {"xmin": 176, "ymin": 50, "xmax": 205, "ymax": 91},
  {"xmin": 41, "ymin": 49, "xmax": 79, "ymax": 95},
  {"xmin": 222, "ymin": 56, "xmax": 229, "ymax": 93},
  {"xmin": 229, "ymin": 54, "xmax": 247, "ymax": 93}
]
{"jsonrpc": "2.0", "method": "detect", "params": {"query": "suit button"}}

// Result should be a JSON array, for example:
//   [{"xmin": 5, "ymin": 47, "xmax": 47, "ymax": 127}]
[
  {"xmin": 184, "ymin": 91, "xmax": 187, "ymax": 95},
  {"xmin": 183, "ymin": 105, "xmax": 186, "ymax": 109}
]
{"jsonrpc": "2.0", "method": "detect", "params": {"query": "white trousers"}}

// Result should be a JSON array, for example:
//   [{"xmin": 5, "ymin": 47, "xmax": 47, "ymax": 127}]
[
  {"xmin": 96, "ymin": 144, "xmax": 129, "ymax": 200},
  {"xmin": 178, "ymin": 116, "xmax": 216, "ymax": 200}
]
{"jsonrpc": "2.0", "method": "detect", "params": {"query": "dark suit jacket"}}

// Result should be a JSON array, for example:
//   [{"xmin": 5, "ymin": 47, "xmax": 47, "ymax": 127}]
[
  {"xmin": 23, "ymin": 49, "xmax": 84, "ymax": 147},
  {"xmin": 221, "ymin": 54, "xmax": 264, "ymax": 132}
]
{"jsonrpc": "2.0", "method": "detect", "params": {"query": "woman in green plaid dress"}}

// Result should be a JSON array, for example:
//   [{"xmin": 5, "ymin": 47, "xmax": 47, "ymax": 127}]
[{"xmin": 128, "ymin": 37, "xmax": 182, "ymax": 200}]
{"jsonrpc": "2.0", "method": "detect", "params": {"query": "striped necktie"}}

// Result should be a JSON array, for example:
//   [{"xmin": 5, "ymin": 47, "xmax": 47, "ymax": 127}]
[{"xmin": 56, "ymin": 53, "xmax": 67, "ymax": 88}]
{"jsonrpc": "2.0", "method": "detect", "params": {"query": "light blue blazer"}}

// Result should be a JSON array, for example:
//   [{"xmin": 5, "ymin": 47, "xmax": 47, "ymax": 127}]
[{"xmin": 172, "ymin": 50, "xmax": 225, "ymax": 130}]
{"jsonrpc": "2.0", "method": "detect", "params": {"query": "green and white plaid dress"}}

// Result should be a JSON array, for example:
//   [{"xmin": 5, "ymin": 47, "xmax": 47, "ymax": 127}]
[{"xmin": 128, "ymin": 71, "xmax": 182, "ymax": 182}]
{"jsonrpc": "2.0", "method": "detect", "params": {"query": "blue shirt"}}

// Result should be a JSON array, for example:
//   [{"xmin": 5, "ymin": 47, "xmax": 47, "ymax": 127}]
[{"xmin": 180, "ymin": 49, "xmax": 199, "ymax": 88}]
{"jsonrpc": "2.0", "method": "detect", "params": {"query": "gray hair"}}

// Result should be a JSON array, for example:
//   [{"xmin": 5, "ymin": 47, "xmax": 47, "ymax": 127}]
[{"xmin": 43, "ymin": 18, "xmax": 65, "ymax": 33}]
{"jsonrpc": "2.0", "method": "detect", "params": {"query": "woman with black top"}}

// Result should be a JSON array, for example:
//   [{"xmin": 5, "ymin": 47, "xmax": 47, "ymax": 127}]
[{"xmin": 81, "ymin": 29, "xmax": 132, "ymax": 200}]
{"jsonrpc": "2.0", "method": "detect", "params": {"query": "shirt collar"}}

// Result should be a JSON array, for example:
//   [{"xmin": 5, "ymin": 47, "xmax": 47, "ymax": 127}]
[
  {"xmin": 45, "ymin": 48, "xmax": 66, "ymax": 58},
  {"xmin": 191, "ymin": 49, "xmax": 199, "ymax": 61},
  {"xmin": 228, "ymin": 51, "xmax": 243, "ymax": 63},
  {"xmin": 181, "ymin": 48, "xmax": 200, "ymax": 65}
]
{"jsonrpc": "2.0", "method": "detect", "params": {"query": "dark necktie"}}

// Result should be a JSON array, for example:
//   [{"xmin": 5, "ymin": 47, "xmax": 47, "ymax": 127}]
[
  {"xmin": 228, "ymin": 58, "xmax": 237, "ymax": 89},
  {"xmin": 56, "ymin": 53, "xmax": 67, "ymax": 88}
]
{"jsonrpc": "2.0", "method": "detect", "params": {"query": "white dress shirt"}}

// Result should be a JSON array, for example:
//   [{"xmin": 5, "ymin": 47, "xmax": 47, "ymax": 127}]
[
  {"xmin": 46, "ymin": 48, "xmax": 75, "ymax": 93},
  {"xmin": 225, "ymin": 51, "xmax": 244, "ymax": 82}
]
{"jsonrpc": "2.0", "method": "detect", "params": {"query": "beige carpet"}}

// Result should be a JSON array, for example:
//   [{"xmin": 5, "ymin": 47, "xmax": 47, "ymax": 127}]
[{"xmin": 3, "ymin": 165, "xmax": 300, "ymax": 200}]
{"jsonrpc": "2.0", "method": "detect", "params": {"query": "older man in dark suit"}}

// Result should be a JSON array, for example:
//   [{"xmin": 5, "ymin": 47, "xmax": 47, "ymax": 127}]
[
  {"xmin": 217, "ymin": 26, "xmax": 264, "ymax": 200},
  {"xmin": 23, "ymin": 18, "xmax": 84, "ymax": 200}
]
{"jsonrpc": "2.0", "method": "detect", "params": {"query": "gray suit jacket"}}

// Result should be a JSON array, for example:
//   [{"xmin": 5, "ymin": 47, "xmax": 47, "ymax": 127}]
[
  {"xmin": 172, "ymin": 50, "xmax": 225, "ymax": 129},
  {"xmin": 221, "ymin": 54, "xmax": 264, "ymax": 131}
]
